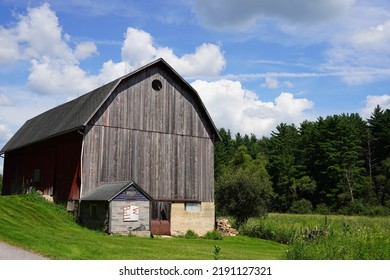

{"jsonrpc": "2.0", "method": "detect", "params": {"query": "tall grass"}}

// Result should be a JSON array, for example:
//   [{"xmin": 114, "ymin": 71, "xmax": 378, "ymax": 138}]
[
  {"xmin": 287, "ymin": 225, "xmax": 389, "ymax": 259},
  {"xmin": 240, "ymin": 213, "xmax": 390, "ymax": 260}
]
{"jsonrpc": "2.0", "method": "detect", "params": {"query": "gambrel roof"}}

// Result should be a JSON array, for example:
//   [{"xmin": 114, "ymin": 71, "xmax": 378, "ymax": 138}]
[{"xmin": 1, "ymin": 58, "xmax": 220, "ymax": 154}]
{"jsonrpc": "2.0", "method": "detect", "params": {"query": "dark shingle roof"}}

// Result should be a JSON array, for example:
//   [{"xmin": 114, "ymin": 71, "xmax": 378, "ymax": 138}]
[
  {"xmin": 0, "ymin": 58, "xmax": 220, "ymax": 154},
  {"xmin": 0, "ymin": 78, "xmax": 120, "ymax": 153},
  {"xmin": 80, "ymin": 181, "xmax": 152, "ymax": 201}
]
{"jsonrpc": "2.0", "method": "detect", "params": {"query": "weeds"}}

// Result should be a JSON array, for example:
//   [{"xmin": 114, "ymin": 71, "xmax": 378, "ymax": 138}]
[
  {"xmin": 287, "ymin": 225, "xmax": 389, "ymax": 259},
  {"xmin": 240, "ymin": 214, "xmax": 390, "ymax": 260},
  {"xmin": 213, "ymin": 245, "xmax": 221, "ymax": 260}
]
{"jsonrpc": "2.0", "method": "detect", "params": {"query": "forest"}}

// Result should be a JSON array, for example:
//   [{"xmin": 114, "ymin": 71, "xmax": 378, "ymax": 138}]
[{"xmin": 214, "ymin": 105, "xmax": 390, "ymax": 221}]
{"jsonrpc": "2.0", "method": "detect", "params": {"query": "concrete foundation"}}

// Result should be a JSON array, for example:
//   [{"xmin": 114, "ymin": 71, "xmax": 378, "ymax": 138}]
[{"xmin": 170, "ymin": 202, "xmax": 215, "ymax": 236}]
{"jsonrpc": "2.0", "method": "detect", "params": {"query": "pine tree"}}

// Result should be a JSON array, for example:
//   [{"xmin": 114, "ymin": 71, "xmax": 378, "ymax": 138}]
[{"xmin": 267, "ymin": 123, "xmax": 301, "ymax": 211}]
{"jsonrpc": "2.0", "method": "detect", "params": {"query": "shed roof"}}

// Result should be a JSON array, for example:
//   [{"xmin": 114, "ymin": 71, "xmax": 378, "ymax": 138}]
[
  {"xmin": 80, "ymin": 181, "xmax": 152, "ymax": 202},
  {"xmin": 1, "ymin": 58, "xmax": 220, "ymax": 154}
]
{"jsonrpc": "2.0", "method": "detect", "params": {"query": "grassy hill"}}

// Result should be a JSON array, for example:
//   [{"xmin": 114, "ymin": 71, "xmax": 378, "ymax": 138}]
[{"xmin": 0, "ymin": 192, "xmax": 286, "ymax": 260}]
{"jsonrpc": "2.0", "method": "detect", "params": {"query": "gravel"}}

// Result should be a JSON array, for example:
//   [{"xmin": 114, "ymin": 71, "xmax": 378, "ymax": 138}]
[{"xmin": 0, "ymin": 242, "xmax": 49, "ymax": 260}]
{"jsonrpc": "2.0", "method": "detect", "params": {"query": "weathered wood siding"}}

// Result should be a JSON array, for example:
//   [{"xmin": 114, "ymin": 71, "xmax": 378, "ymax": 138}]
[
  {"xmin": 2, "ymin": 131, "xmax": 82, "ymax": 201},
  {"xmin": 109, "ymin": 200, "xmax": 150, "ymax": 234},
  {"xmin": 82, "ymin": 65, "xmax": 215, "ymax": 202}
]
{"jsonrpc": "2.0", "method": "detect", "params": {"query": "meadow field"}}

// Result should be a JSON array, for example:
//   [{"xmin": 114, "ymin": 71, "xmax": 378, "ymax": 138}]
[{"xmin": 240, "ymin": 213, "xmax": 390, "ymax": 259}]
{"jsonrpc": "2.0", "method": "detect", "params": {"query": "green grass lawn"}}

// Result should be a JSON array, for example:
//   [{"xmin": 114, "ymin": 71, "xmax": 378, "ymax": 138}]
[{"xmin": 0, "ymin": 193, "xmax": 286, "ymax": 260}]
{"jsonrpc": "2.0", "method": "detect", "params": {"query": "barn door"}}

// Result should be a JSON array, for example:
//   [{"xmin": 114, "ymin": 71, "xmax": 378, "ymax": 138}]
[{"xmin": 151, "ymin": 201, "xmax": 171, "ymax": 235}]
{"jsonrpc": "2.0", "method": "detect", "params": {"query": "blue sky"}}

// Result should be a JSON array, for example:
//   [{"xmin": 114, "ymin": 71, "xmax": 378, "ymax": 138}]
[{"xmin": 1, "ymin": 0, "xmax": 390, "ymax": 172}]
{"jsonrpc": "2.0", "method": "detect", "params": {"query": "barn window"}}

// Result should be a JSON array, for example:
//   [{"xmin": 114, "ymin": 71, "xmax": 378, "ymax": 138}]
[
  {"xmin": 152, "ymin": 79, "xmax": 162, "ymax": 91},
  {"xmin": 185, "ymin": 202, "xmax": 201, "ymax": 212}
]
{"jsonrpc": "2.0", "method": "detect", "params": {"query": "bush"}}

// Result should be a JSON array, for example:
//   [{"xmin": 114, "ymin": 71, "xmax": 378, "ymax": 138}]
[
  {"xmin": 289, "ymin": 199, "xmax": 313, "ymax": 214},
  {"xmin": 216, "ymin": 167, "xmax": 272, "ymax": 225},
  {"xmin": 315, "ymin": 203, "xmax": 330, "ymax": 215},
  {"xmin": 337, "ymin": 199, "xmax": 366, "ymax": 215},
  {"xmin": 215, "ymin": 147, "xmax": 273, "ymax": 226},
  {"xmin": 203, "ymin": 230, "xmax": 223, "ymax": 240},
  {"xmin": 184, "ymin": 229, "xmax": 198, "ymax": 239},
  {"xmin": 364, "ymin": 205, "xmax": 390, "ymax": 216}
]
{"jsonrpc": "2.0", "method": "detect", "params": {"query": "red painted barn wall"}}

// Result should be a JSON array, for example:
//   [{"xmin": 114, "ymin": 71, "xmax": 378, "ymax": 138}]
[{"xmin": 2, "ymin": 131, "xmax": 82, "ymax": 202}]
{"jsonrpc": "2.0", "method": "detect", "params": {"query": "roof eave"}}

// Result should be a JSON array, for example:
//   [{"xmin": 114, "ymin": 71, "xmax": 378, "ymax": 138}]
[{"xmin": 0, "ymin": 126, "xmax": 85, "ymax": 154}]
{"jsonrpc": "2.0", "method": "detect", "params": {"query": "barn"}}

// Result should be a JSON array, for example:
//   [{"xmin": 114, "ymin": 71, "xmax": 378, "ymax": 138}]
[{"xmin": 0, "ymin": 58, "xmax": 220, "ymax": 236}]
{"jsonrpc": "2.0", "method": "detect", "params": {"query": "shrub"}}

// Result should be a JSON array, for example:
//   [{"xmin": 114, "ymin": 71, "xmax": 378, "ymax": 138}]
[
  {"xmin": 203, "ymin": 230, "xmax": 223, "ymax": 240},
  {"xmin": 364, "ymin": 205, "xmax": 390, "ymax": 216},
  {"xmin": 337, "ymin": 199, "xmax": 366, "ymax": 215},
  {"xmin": 215, "ymin": 149, "xmax": 273, "ymax": 225},
  {"xmin": 315, "ymin": 203, "xmax": 330, "ymax": 215},
  {"xmin": 184, "ymin": 229, "xmax": 198, "ymax": 239},
  {"xmin": 289, "ymin": 199, "xmax": 313, "ymax": 214}
]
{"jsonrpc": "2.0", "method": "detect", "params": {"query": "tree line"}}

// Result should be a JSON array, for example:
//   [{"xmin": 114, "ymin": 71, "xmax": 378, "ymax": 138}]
[{"xmin": 215, "ymin": 105, "xmax": 390, "ymax": 222}]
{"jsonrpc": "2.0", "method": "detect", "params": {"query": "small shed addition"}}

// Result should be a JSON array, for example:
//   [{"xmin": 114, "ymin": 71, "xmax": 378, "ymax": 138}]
[{"xmin": 79, "ymin": 181, "xmax": 152, "ymax": 236}]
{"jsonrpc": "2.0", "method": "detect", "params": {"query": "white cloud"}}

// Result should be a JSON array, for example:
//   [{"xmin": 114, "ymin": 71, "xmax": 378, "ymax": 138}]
[
  {"xmin": 322, "ymin": 9, "xmax": 390, "ymax": 85},
  {"xmin": 193, "ymin": 1, "xmax": 390, "ymax": 86},
  {"xmin": 97, "ymin": 60, "xmax": 130, "ymax": 83},
  {"xmin": 191, "ymin": 79, "xmax": 313, "ymax": 137},
  {"xmin": 328, "ymin": 19, "xmax": 390, "ymax": 66},
  {"xmin": 350, "ymin": 20, "xmax": 390, "ymax": 50},
  {"xmin": 0, "ymin": 94, "xmax": 13, "ymax": 106},
  {"xmin": 0, "ymin": 2, "xmax": 230, "ymax": 137},
  {"xmin": 12, "ymin": 3, "xmax": 76, "ymax": 63},
  {"xmin": 74, "ymin": 42, "xmax": 98, "ymax": 60},
  {"xmin": 0, "ymin": 27, "xmax": 20, "ymax": 65},
  {"xmin": 27, "ymin": 57, "xmax": 97, "ymax": 96},
  {"xmin": 121, "ymin": 27, "xmax": 226, "ymax": 77},
  {"xmin": 361, "ymin": 95, "xmax": 390, "ymax": 118},
  {"xmin": 193, "ymin": 0, "xmax": 354, "ymax": 30},
  {"xmin": 121, "ymin": 28, "xmax": 156, "ymax": 68},
  {"xmin": 261, "ymin": 76, "xmax": 293, "ymax": 89},
  {"xmin": 261, "ymin": 76, "xmax": 279, "ymax": 89},
  {"xmin": 0, "ymin": 85, "xmax": 61, "ymax": 127},
  {"xmin": 163, "ymin": 43, "xmax": 226, "ymax": 77},
  {"xmin": 1, "ymin": 4, "xmax": 226, "ymax": 97},
  {"xmin": 0, "ymin": 124, "xmax": 12, "ymax": 143},
  {"xmin": 0, "ymin": 3, "xmax": 101, "ymax": 96}
]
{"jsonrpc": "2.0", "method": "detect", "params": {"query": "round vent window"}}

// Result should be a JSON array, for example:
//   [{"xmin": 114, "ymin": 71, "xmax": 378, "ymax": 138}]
[{"xmin": 152, "ymin": 79, "xmax": 162, "ymax": 91}]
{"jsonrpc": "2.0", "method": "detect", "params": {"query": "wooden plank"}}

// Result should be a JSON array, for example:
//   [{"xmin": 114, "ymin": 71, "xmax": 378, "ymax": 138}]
[
  {"xmin": 83, "ymin": 129, "xmax": 215, "ymax": 200},
  {"xmin": 81, "ymin": 65, "xmax": 215, "ymax": 202}
]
